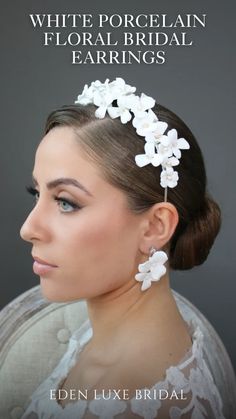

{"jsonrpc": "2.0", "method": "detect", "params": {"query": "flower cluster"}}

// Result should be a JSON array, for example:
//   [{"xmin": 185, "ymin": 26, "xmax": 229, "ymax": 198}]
[
  {"xmin": 75, "ymin": 77, "xmax": 190, "ymax": 189},
  {"xmin": 134, "ymin": 250, "xmax": 168, "ymax": 291}
]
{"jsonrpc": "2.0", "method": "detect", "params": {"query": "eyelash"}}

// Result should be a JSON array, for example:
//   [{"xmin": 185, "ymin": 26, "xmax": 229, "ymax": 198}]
[{"xmin": 26, "ymin": 186, "xmax": 81, "ymax": 213}]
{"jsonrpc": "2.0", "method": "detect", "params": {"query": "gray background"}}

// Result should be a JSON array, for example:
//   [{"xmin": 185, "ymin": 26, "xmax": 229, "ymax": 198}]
[{"xmin": 1, "ymin": 0, "xmax": 235, "ymax": 371}]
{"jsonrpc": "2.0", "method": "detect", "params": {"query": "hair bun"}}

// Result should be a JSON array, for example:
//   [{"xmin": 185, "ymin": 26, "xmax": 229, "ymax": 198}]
[{"xmin": 170, "ymin": 196, "xmax": 221, "ymax": 270}]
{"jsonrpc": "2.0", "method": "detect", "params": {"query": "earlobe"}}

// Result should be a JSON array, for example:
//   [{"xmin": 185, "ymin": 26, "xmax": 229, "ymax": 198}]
[{"xmin": 139, "ymin": 202, "xmax": 179, "ymax": 254}]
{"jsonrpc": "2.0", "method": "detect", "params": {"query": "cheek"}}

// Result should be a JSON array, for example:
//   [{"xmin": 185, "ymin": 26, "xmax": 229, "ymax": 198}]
[{"xmin": 56, "ymin": 206, "xmax": 139, "ymax": 293}]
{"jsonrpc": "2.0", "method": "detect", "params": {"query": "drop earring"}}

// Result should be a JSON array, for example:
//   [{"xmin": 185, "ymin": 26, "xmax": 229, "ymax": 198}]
[{"xmin": 135, "ymin": 246, "xmax": 168, "ymax": 291}]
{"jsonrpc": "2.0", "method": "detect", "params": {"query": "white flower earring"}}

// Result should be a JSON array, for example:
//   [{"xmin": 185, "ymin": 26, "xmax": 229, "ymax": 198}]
[{"xmin": 135, "ymin": 246, "xmax": 168, "ymax": 291}]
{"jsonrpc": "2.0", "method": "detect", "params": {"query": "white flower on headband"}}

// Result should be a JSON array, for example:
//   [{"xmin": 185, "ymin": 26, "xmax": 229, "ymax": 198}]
[
  {"xmin": 74, "ymin": 77, "xmax": 190, "ymax": 190},
  {"xmin": 145, "ymin": 124, "xmax": 169, "ymax": 143},
  {"xmin": 74, "ymin": 84, "xmax": 93, "ymax": 105},
  {"xmin": 109, "ymin": 77, "xmax": 136, "ymax": 96},
  {"xmin": 93, "ymin": 80, "xmax": 114, "ymax": 119},
  {"xmin": 130, "ymin": 93, "xmax": 155, "ymax": 118},
  {"xmin": 161, "ymin": 129, "xmax": 190, "ymax": 159},
  {"xmin": 162, "ymin": 156, "xmax": 180, "ymax": 168},
  {"xmin": 160, "ymin": 167, "xmax": 179, "ymax": 188},
  {"xmin": 133, "ymin": 109, "xmax": 159, "ymax": 137},
  {"xmin": 157, "ymin": 142, "xmax": 173, "ymax": 162},
  {"xmin": 135, "ymin": 142, "xmax": 162, "ymax": 168},
  {"xmin": 107, "ymin": 94, "xmax": 137, "ymax": 124}
]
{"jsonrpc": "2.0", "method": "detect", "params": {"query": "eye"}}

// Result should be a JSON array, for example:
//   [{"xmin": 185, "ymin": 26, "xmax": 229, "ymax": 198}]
[
  {"xmin": 26, "ymin": 186, "xmax": 39, "ymax": 203},
  {"xmin": 26, "ymin": 185, "xmax": 81, "ymax": 213},
  {"xmin": 54, "ymin": 197, "xmax": 81, "ymax": 213}
]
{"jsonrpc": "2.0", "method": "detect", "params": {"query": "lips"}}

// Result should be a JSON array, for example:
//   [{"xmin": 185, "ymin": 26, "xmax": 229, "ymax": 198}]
[
  {"xmin": 33, "ymin": 256, "xmax": 58, "ymax": 267},
  {"xmin": 32, "ymin": 255, "xmax": 58, "ymax": 275}
]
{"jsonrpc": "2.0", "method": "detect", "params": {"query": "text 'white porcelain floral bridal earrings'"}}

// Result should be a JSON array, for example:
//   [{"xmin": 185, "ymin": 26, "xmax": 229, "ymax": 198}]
[{"xmin": 135, "ymin": 247, "xmax": 168, "ymax": 291}]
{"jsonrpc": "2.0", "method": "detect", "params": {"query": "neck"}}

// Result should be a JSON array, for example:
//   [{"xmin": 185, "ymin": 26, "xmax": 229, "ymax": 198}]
[{"xmin": 85, "ymin": 274, "xmax": 180, "ymax": 349}]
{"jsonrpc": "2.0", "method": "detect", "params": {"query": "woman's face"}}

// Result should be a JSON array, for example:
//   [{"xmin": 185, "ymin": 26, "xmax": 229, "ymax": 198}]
[{"xmin": 20, "ymin": 126, "xmax": 144, "ymax": 302}]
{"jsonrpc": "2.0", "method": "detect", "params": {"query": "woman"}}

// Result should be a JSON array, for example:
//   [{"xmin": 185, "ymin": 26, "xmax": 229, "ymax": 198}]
[{"xmin": 20, "ymin": 78, "xmax": 225, "ymax": 418}]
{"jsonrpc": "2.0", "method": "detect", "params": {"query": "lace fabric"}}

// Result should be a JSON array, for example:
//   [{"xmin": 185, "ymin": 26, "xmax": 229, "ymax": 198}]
[{"xmin": 21, "ymin": 319, "xmax": 226, "ymax": 419}]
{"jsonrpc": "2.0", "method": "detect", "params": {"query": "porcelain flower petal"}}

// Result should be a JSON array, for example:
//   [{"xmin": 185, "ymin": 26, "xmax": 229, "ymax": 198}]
[
  {"xmin": 109, "ymin": 77, "xmax": 136, "ymax": 96},
  {"xmin": 107, "ymin": 106, "xmax": 120, "ymax": 119},
  {"xmin": 151, "ymin": 250, "xmax": 168, "ymax": 265},
  {"xmin": 107, "ymin": 94, "xmax": 134, "ymax": 123},
  {"xmin": 135, "ymin": 142, "xmax": 162, "ymax": 167},
  {"xmin": 133, "ymin": 108, "xmax": 157, "ymax": 128},
  {"xmin": 157, "ymin": 142, "xmax": 173, "ymax": 161},
  {"xmin": 95, "ymin": 106, "xmax": 108, "ymax": 119},
  {"xmin": 145, "ymin": 121, "xmax": 168, "ymax": 143},
  {"xmin": 133, "ymin": 109, "xmax": 159, "ymax": 137},
  {"xmin": 145, "ymin": 142, "xmax": 155, "ymax": 155},
  {"xmin": 162, "ymin": 156, "xmax": 180, "ymax": 169},
  {"xmin": 93, "ymin": 92, "xmax": 113, "ymax": 119},
  {"xmin": 134, "ymin": 107, "xmax": 158, "ymax": 128},
  {"xmin": 159, "ymin": 134, "xmax": 170, "ymax": 147},
  {"xmin": 74, "ymin": 84, "xmax": 94, "ymax": 105},
  {"xmin": 135, "ymin": 153, "xmax": 152, "ymax": 167},
  {"xmin": 135, "ymin": 272, "xmax": 153, "ymax": 291},
  {"xmin": 75, "ymin": 79, "xmax": 112, "ymax": 108},
  {"xmin": 130, "ymin": 93, "xmax": 155, "ymax": 117},
  {"xmin": 141, "ymin": 278, "xmax": 152, "ymax": 291},
  {"xmin": 137, "ymin": 259, "xmax": 152, "ymax": 273},
  {"xmin": 107, "ymin": 106, "xmax": 132, "ymax": 124},
  {"xmin": 93, "ymin": 90, "xmax": 113, "ymax": 108},
  {"xmin": 150, "ymin": 264, "xmax": 166, "ymax": 280},
  {"xmin": 177, "ymin": 137, "xmax": 190, "ymax": 149},
  {"xmin": 135, "ymin": 272, "xmax": 149, "ymax": 282},
  {"xmin": 120, "ymin": 109, "xmax": 132, "ymax": 124},
  {"xmin": 149, "ymin": 251, "xmax": 168, "ymax": 280}
]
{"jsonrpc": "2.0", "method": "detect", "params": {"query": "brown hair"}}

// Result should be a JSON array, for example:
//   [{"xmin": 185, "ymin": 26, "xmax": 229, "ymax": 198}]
[{"xmin": 44, "ymin": 102, "xmax": 221, "ymax": 270}]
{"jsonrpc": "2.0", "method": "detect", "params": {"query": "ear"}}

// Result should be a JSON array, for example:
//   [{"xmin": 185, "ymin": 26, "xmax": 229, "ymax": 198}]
[{"xmin": 139, "ymin": 202, "xmax": 179, "ymax": 255}]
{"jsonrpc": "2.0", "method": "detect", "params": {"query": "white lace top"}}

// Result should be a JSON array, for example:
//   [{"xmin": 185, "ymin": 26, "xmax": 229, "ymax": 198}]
[{"xmin": 21, "ymin": 319, "xmax": 226, "ymax": 419}]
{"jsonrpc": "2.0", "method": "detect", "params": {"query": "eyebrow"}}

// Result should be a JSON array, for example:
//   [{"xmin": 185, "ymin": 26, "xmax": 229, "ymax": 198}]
[{"xmin": 32, "ymin": 175, "xmax": 93, "ymax": 196}]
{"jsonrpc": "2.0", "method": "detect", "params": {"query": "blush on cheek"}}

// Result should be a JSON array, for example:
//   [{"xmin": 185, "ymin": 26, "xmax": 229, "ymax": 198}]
[
  {"xmin": 91, "ymin": 232, "xmax": 136, "ymax": 283},
  {"xmin": 64, "ymin": 232, "xmax": 130, "ymax": 295},
  {"xmin": 75, "ymin": 215, "xmax": 129, "ymax": 266}
]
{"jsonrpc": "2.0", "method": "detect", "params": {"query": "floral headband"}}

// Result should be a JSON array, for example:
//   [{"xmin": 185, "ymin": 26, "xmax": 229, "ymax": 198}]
[{"xmin": 74, "ymin": 77, "xmax": 190, "ymax": 199}]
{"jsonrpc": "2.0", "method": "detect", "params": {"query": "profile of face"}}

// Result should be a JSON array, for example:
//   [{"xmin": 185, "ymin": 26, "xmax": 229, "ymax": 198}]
[{"xmin": 20, "ymin": 126, "xmax": 147, "ymax": 302}]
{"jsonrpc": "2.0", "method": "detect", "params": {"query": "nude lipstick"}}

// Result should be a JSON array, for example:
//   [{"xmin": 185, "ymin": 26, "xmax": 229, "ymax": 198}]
[{"xmin": 33, "ymin": 256, "xmax": 58, "ymax": 275}]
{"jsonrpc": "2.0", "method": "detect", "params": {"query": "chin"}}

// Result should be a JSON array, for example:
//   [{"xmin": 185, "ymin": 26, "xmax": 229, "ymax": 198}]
[
  {"xmin": 39, "ymin": 279, "xmax": 69, "ymax": 303},
  {"xmin": 39, "ymin": 279, "xmax": 86, "ymax": 303}
]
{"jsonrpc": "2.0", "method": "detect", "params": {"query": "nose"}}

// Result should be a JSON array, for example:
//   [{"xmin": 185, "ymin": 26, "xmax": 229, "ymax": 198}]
[{"xmin": 20, "ymin": 203, "xmax": 50, "ymax": 244}]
